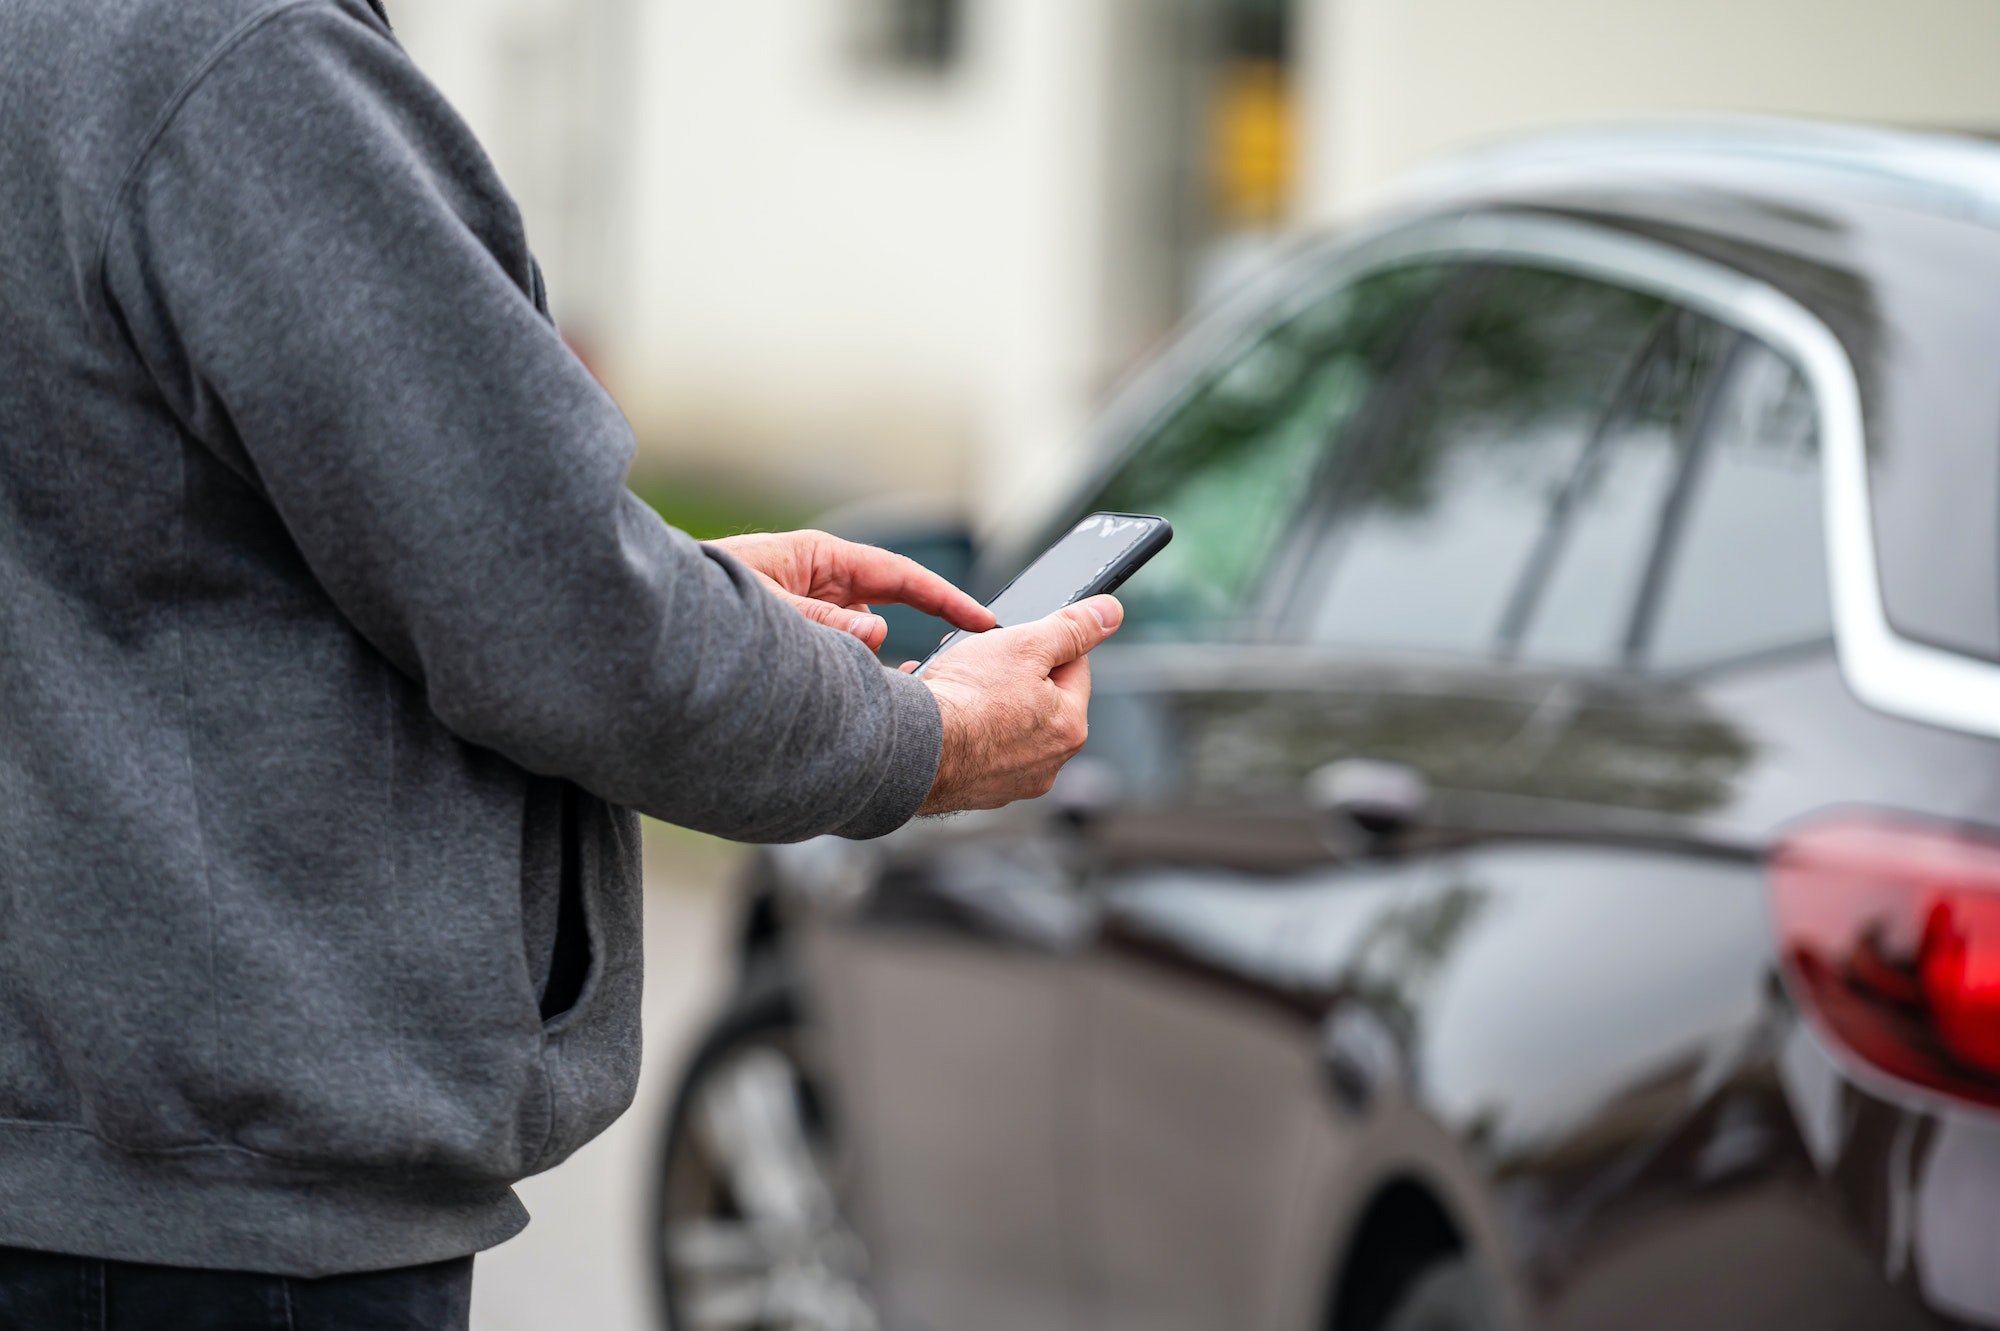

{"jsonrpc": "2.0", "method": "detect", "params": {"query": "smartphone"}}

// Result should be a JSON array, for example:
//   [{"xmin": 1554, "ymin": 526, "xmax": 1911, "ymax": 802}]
[{"xmin": 911, "ymin": 512, "xmax": 1172, "ymax": 677}]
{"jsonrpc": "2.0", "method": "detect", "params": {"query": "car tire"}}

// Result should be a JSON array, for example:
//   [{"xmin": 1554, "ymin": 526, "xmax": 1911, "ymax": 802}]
[
  {"xmin": 649, "ymin": 981, "xmax": 881, "ymax": 1331},
  {"xmin": 1378, "ymin": 1256, "xmax": 1508, "ymax": 1331}
]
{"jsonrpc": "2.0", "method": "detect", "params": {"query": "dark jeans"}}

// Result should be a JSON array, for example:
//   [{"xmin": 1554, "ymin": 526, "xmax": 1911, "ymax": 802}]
[{"xmin": 0, "ymin": 1246, "xmax": 471, "ymax": 1331}]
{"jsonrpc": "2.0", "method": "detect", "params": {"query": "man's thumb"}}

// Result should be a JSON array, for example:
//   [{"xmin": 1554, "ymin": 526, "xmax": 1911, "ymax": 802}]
[{"xmin": 1031, "ymin": 595, "xmax": 1124, "ymax": 666}]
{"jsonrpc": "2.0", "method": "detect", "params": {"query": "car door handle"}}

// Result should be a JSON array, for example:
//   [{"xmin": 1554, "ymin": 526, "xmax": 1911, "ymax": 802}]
[{"xmin": 1305, "ymin": 759, "xmax": 1431, "ymax": 839}]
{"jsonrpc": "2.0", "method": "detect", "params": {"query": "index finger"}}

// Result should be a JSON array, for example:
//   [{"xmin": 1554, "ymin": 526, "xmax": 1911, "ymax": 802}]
[{"xmin": 826, "ymin": 541, "xmax": 995, "ymax": 632}]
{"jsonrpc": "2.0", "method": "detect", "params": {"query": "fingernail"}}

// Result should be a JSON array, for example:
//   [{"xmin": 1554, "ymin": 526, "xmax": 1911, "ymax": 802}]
[
  {"xmin": 848, "ymin": 614, "xmax": 886, "ymax": 641},
  {"xmin": 1086, "ymin": 596, "xmax": 1122, "ymax": 630}
]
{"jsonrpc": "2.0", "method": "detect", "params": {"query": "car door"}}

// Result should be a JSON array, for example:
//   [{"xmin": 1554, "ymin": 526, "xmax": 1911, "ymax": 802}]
[
  {"xmin": 1067, "ymin": 262, "xmax": 1699, "ymax": 1331},
  {"xmin": 790, "ymin": 260, "xmax": 1452, "ymax": 1331},
  {"xmin": 791, "ymin": 809, "xmax": 1081, "ymax": 1331}
]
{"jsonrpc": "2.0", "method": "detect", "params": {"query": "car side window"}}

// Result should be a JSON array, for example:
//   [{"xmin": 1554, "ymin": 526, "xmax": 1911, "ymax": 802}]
[
  {"xmin": 1300, "ymin": 265, "xmax": 1664, "ymax": 656},
  {"xmin": 1086, "ymin": 263, "xmax": 1447, "ymax": 640},
  {"xmin": 1640, "ymin": 341, "xmax": 1830, "ymax": 670},
  {"xmin": 1509, "ymin": 309, "xmax": 1738, "ymax": 667}
]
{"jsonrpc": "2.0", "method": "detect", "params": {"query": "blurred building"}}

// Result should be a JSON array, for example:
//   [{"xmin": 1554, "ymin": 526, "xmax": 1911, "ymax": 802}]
[
  {"xmin": 1298, "ymin": 0, "xmax": 2000, "ymax": 220},
  {"xmin": 389, "ymin": 0, "xmax": 2000, "ymax": 529}
]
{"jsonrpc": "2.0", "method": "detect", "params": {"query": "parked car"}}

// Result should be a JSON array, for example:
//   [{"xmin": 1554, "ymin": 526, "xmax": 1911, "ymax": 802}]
[{"xmin": 649, "ymin": 120, "xmax": 2000, "ymax": 1331}]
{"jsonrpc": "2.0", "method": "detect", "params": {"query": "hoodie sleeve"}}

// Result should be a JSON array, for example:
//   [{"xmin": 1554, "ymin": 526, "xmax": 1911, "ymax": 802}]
[{"xmin": 99, "ymin": 0, "xmax": 940, "ymax": 841}]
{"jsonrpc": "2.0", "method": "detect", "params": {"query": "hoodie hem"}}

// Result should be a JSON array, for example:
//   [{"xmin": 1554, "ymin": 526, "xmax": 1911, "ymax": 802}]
[{"xmin": 0, "ymin": 1122, "xmax": 528, "ymax": 1277}]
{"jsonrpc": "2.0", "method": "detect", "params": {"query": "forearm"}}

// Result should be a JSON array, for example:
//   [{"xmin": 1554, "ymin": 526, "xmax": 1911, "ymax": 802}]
[{"xmin": 422, "ymin": 499, "xmax": 945, "ymax": 840}]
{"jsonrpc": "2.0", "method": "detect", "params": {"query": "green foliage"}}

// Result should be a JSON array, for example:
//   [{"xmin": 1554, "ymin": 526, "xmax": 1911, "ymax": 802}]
[{"xmin": 625, "ymin": 470, "xmax": 818, "ymax": 542}]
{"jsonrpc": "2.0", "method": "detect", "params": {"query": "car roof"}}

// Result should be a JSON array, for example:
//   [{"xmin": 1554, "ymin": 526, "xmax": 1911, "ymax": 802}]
[{"xmin": 1380, "ymin": 116, "xmax": 2000, "ymax": 236}]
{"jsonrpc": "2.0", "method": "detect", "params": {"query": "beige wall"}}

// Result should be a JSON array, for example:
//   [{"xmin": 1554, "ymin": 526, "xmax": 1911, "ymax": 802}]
[
  {"xmin": 395, "ymin": 0, "xmax": 2000, "ymax": 524},
  {"xmin": 607, "ymin": 0, "xmax": 1114, "ymax": 518},
  {"xmin": 391, "ymin": 0, "xmax": 632, "ymax": 337},
  {"xmin": 397, "ymin": 0, "xmax": 1169, "ymax": 527},
  {"xmin": 1299, "ymin": 0, "xmax": 2000, "ymax": 220}
]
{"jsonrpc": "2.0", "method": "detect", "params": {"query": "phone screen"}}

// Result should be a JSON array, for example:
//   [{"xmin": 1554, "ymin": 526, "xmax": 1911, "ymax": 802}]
[{"xmin": 914, "ymin": 513, "xmax": 1168, "ymax": 675}]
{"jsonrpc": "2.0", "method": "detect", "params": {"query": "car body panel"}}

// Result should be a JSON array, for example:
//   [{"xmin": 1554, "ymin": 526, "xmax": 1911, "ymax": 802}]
[{"xmin": 796, "ymin": 818, "xmax": 1084, "ymax": 1331}]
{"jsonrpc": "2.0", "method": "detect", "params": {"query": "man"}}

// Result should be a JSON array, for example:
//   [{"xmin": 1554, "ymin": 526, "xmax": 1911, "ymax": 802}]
[{"xmin": 0, "ymin": 0, "xmax": 1120, "ymax": 1325}]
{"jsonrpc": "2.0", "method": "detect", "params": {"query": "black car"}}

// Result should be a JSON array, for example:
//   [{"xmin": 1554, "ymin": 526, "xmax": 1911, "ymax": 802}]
[{"xmin": 650, "ymin": 121, "xmax": 2000, "ymax": 1331}]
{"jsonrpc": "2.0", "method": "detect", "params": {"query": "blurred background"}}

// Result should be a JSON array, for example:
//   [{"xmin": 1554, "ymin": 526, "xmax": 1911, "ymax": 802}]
[
  {"xmin": 369, "ymin": 2, "xmax": 2000, "ymax": 1327},
  {"xmin": 390, "ymin": 0, "xmax": 2000, "ymax": 542}
]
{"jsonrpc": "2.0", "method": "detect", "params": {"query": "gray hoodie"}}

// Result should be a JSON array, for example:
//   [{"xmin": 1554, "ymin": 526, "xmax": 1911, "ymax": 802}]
[{"xmin": 0, "ymin": 0, "xmax": 941, "ymax": 1276}]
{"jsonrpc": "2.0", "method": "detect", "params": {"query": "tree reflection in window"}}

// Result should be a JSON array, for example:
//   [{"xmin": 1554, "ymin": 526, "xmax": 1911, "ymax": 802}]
[
  {"xmin": 1306, "ymin": 267, "xmax": 1665, "ymax": 658},
  {"xmin": 1089, "ymin": 263, "xmax": 1448, "ymax": 639},
  {"xmin": 1509, "ymin": 308, "xmax": 1739, "ymax": 667},
  {"xmin": 1643, "ymin": 342, "xmax": 1829, "ymax": 670}
]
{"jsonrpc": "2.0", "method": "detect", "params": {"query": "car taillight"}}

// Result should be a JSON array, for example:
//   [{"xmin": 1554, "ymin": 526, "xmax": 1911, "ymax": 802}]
[{"xmin": 1771, "ymin": 815, "xmax": 2000, "ymax": 1109}]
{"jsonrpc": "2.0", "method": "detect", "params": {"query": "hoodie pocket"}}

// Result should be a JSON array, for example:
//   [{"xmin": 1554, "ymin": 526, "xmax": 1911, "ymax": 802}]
[
  {"xmin": 527, "ymin": 798, "xmax": 643, "ymax": 1175},
  {"xmin": 538, "ymin": 783, "xmax": 594, "ymax": 1027}
]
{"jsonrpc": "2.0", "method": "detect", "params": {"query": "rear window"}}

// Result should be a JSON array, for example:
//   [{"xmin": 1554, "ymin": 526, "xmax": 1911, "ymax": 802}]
[
  {"xmin": 1513, "ymin": 309, "xmax": 1736, "ymax": 667},
  {"xmin": 1283, "ymin": 259, "xmax": 1832, "ymax": 674},
  {"xmin": 1300, "ymin": 266, "xmax": 1664, "ymax": 656},
  {"xmin": 1641, "ymin": 341, "xmax": 1831, "ymax": 670}
]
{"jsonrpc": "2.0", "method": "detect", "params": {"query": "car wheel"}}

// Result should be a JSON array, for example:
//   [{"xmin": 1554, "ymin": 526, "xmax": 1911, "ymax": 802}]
[
  {"xmin": 650, "ymin": 983, "xmax": 881, "ymax": 1331},
  {"xmin": 1378, "ymin": 1257, "xmax": 1507, "ymax": 1331}
]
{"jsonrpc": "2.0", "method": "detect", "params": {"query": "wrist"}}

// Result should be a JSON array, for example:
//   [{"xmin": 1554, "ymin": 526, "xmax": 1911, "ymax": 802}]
[{"xmin": 918, "ymin": 681, "xmax": 972, "ymax": 817}]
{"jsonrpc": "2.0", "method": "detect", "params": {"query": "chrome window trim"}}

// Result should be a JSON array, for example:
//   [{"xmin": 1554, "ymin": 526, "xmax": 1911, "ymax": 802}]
[{"xmin": 1298, "ymin": 211, "xmax": 2000, "ymax": 740}]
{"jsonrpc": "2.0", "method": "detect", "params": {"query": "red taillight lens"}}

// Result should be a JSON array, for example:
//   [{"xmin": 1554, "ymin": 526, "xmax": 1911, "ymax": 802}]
[{"xmin": 1772, "ymin": 816, "xmax": 2000, "ymax": 1108}]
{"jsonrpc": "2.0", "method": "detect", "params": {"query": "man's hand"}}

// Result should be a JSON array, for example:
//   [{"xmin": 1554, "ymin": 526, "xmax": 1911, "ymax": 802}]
[
  {"xmin": 710, "ymin": 530, "xmax": 995, "ymax": 650},
  {"xmin": 914, "ymin": 595, "xmax": 1123, "ymax": 815}
]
